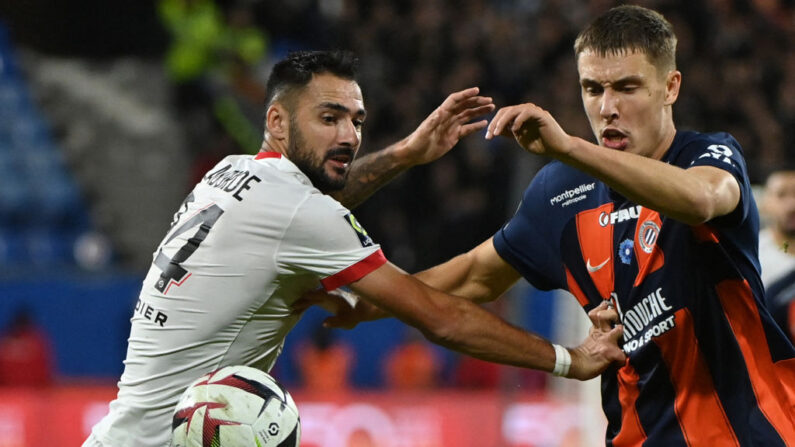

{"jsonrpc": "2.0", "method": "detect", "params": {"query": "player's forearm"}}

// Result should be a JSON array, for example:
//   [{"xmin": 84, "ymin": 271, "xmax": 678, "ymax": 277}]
[
  {"xmin": 353, "ymin": 266, "xmax": 570, "ymax": 375},
  {"xmin": 330, "ymin": 138, "xmax": 413, "ymax": 209},
  {"xmin": 560, "ymin": 137, "xmax": 733, "ymax": 224},
  {"xmin": 415, "ymin": 253, "xmax": 493, "ymax": 302},
  {"xmin": 415, "ymin": 239, "xmax": 518, "ymax": 302},
  {"xmin": 419, "ymin": 288, "xmax": 557, "ymax": 371}
]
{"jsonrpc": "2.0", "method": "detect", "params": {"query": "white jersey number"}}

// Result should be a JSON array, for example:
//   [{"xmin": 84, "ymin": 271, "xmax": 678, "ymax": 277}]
[{"xmin": 154, "ymin": 197, "xmax": 225, "ymax": 293}]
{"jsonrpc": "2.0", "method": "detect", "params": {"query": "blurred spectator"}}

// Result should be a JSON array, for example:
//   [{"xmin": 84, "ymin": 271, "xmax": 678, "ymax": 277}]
[
  {"xmin": 0, "ymin": 308, "xmax": 54, "ymax": 387},
  {"xmin": 158, "ymin": 0, "xmax": 268, "ymax": 189},
  {"xmin": 296, "ymin": 326, "xmax": 354, "ymax": 393},
  {"xmin": 383, "ymin": 328, "xmax": 441, "ymax": 390},
  {"xmin": 759, "ymin": 166, "xmax": 795, "ymax": 284},
  {"xmin": 759, "ymin": 166, "xmax": 795, "ymax": 342},
  {"xmin": 766, "ymin": 271, "xmax": 795, "ymax": 343}
]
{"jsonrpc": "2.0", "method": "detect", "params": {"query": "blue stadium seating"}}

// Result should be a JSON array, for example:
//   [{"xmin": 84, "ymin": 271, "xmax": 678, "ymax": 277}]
[{"xmin": 0, "ymin": 22, "xmax": 93, "ymax": 268}]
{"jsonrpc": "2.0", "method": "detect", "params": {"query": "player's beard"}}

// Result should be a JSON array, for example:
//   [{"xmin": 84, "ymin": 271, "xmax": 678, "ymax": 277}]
[{"xmin": 287, "ymin": 116, "xmax": 351, "ymax": 193}]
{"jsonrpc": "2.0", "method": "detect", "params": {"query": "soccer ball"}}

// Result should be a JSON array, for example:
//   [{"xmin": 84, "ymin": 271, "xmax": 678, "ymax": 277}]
[{"xmin": 171, "ymin": 365, "xmax": 300, "ymax": 447}]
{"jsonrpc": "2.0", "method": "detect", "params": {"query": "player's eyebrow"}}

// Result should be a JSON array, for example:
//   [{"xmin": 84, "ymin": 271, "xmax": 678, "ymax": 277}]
[
  {"xmin": 580, "ymin": 75, "xmax": 645, "ymax": 88},
  {"xmin": 318, "ymin": 102, "xmax": 367, "ymax": 119}
]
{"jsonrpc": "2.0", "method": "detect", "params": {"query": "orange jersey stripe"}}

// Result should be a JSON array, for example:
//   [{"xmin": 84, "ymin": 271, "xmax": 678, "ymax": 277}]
[
  {"xmin": 612, "ymin": 361, "xmax": 647, "ymax": 447},
  {"xmin": 657, "ymin": 308, "xmax": 739, "ymax": 446},
  {"xmin": 716, "ymin": 280, "xmax": 795, "ymax": 444},
  {"xmin": 633, "ymin": 209, "xmax": 664, "ymax": 287},
  {"xmin": 565, "ymin": 266, "xmax": 589, "ymax": 307},
  {"xmin": 575, "ymin": 203, "xmax": 615, "ymax": 300}
]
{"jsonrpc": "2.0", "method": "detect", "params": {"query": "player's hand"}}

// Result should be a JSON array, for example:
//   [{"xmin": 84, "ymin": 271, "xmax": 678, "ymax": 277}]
[
  {"xmin": 293, "ymin": 289, "xmax": 384, "ymax": 329},
  {"xmin": 399, "ymin": 87, "xmax": 495, "ymax": 166},
  {"xmin": 567, "ymin": 301, "xmax": 627, "ymax": 380},
  {"xmin": 485, "ymin": 103, "xmax": 572, "ymax": 158}
]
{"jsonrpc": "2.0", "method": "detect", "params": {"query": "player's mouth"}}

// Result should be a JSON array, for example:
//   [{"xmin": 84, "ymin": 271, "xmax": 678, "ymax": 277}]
[
  {"xmin": 325, "ymin": 148, "xmax": 354, "ymax": 172},
  {"xmin": 601, "ymin": 128, "xmax": 629, "ymax": 150}
]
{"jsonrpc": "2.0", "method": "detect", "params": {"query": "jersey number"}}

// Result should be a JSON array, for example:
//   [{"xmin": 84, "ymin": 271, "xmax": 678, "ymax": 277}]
[{"xmin": 154, "ymin": 199, "xmax": 224, "ymax": 293}]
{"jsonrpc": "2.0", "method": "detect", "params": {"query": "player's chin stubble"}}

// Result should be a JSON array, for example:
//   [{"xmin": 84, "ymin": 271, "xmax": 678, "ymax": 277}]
[{"xmin": 287, "ymin": 124, "xmax": 347, "ymax": 193}]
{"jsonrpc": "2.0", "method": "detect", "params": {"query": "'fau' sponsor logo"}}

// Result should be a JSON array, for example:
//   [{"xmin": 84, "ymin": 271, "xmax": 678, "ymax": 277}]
[{"xmin": 598, "ymin": 205, "xmax": 642, "ymax": 227}]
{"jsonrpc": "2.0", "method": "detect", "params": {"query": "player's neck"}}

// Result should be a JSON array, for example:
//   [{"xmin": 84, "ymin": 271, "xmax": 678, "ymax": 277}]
[{"xmin": 260, "ymin": 134, "xmax": 288, "ymax": 156}]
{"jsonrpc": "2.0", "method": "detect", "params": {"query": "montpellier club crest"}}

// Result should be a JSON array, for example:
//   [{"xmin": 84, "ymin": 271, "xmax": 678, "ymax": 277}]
[{"xmin": 638, "ymin": 220, "xmax": 660, "ymax": 254}]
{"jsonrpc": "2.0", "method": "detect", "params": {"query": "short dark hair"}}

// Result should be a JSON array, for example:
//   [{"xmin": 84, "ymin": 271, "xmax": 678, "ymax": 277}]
[
  {"xmin": 264, "ymin": 50, "xmax": 359, "ymax": 110},
  {"xmin": 574, "ymin": 5, "xmax": 677, "ymax": 74}
]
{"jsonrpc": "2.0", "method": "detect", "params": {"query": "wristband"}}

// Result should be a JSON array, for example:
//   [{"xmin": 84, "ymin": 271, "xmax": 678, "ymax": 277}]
[{"xmin": 552, "ymin": 344, "xmax": 571, "ymax": 377}]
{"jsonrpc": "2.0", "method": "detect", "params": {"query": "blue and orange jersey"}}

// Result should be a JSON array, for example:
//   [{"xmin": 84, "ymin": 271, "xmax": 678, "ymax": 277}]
[{"xmin": 494, "ymin": 130, "xmax": 795, "ymax": 446}]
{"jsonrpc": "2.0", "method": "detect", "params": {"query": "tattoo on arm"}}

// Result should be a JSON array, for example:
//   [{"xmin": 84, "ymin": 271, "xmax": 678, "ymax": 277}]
[{"xmin": 331, "ymin": 148, "xmax": 408, "ymax": 209}]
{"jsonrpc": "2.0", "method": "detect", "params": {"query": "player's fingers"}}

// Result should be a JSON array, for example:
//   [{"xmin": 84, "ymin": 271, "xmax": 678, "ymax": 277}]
[
  {"xmin": 458, "ymin": 120, "xmax": 489, "ymax": 138},
  {"xmin": 486, "ymin": 107, "xmax": 518, "ymax": 139},
  {"xmin": 443, "ymin": 87, "xmax": 481, "ymax": 107},
  {"xmin": 587, "ymin": 301, "xmax": 611, "ymax": 327},
  {"xmin": 606, "ymin": 325, "xmax": 627, "ymax": 363},
  {"xmin": 510, "ymin": 107, "xmax": 540, "ymax": 133},
  {"xmin": 457, "ymin": 104, "xmax": 496, "ymax": 124},
  {"xmin": 439, "ymin": 97, "xmax": 493, "ymax": 124},
  {"xmin": 593, "ymin": 304, "xmax": 619, "ymax": 333}
]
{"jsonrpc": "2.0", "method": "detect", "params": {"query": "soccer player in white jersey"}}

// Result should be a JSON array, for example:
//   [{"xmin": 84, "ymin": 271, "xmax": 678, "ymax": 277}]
[{"xmin": 84, "ymin": 50, "xmax": 626, "ymax": 447}]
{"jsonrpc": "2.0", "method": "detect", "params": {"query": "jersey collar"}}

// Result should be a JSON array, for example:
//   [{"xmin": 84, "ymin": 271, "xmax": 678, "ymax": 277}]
[{"xmin": 254, "ymin": 151, "xmax": 282, "ymax": 159}]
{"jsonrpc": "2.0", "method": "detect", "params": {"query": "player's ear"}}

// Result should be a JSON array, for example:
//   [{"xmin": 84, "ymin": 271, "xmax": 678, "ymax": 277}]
[
  {"xmin": 664, "ymin": 70, "xmax": 681, "ymax": 106},
  {"xmin": 265, "ymin": 104, "xmax": 289, "ymax": 141}
]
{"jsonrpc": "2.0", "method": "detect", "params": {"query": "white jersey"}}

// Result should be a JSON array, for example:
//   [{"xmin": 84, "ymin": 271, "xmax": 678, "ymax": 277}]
[
  {"xmin": 759, "ymin": 227, "xmax": 795, "ymax": 286},
  {"xmin": 87, "ymin": 152, "xmax": 386, "ymax": 447}
]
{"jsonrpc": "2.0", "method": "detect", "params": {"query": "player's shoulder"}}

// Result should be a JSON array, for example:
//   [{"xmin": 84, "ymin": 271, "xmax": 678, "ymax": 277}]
[
  {"xmin": 526, "ymin": 160, "xmax": 601, "ymax": 201},
  {"xmin": 675, "ymin": 129, "xmax": 741, "ymax": 147},
  {"xmin": 666, "ymin": 130, "xmax": 745, "ymax": 167}
]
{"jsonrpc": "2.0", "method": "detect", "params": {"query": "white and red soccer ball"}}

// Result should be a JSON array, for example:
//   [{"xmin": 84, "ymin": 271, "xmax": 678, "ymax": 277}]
[{"xmin": 171, "ymin": 365, "xmax": 300, "ymax": 447}]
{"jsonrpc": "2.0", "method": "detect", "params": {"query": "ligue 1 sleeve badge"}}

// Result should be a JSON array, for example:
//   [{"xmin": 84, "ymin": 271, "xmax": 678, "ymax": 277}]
[{"xmin": 343, "ymin": 213, "xmax": 374, "ymax": 247}]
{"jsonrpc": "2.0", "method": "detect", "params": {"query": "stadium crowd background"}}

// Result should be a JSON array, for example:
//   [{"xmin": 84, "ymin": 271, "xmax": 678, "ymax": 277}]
[{"xmin": 0, "ymin": 0, "xmax": 792, "ymax": 392}]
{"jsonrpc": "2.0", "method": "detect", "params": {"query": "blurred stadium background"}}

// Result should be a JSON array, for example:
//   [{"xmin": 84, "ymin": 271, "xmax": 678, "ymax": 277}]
[{"xmin": 0, "ymin": 0, "xmax": 791, "ymax": 445}]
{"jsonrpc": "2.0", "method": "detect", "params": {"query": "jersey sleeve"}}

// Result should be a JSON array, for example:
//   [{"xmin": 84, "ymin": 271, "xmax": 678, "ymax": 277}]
[
  {"xmin": 493, "ymin": 168, "xmax": 563, "ymax": 291},
  {"xmin": 278, "ymin": 193, "xmax": 386, "ymax": 291},
  {"xmin": 682, "ymin": 132, "xmax": 753, "ymax": 228}
]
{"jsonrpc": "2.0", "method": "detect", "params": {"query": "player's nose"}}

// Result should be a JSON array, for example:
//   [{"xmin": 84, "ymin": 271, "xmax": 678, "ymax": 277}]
[
  {"xmin": 337, "ymin": 119, "xmax": 361, "ymax": 148},
  {"xmin": 600, "ymin": 90, "xmax": 619, "ymax": 121}
]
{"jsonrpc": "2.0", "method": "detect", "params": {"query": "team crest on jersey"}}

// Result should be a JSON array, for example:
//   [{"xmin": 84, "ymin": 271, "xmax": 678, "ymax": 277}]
[
  {"xmin": 638, "ymin": 220, "xmax": 660, "ymax": 254},
  {"xmin": 344, "ymin": 213, "xmax": 374, "ymax": 247}
]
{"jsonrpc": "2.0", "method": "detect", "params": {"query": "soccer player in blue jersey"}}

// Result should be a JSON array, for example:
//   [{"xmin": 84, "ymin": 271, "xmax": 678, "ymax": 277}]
[
  {"xmin": 320, "ymin": 5, "xmax": 795, "ymax": 445},
  {"xmin": 479, "ymin": 6, "xmax": 795, "ymax": 445}
]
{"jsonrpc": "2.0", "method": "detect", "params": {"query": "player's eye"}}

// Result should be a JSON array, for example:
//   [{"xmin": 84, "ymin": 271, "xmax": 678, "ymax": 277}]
[
  {"xmin": 352, "ymin": 119, "xmax": 364, "ymax": 130},
  {"xmin": 322, "ymin": 115, "xmax": 336, "ymax": 124},
  {"xmin": 583, "ymin": 85, "xmax": 603, "ymax": 95}
]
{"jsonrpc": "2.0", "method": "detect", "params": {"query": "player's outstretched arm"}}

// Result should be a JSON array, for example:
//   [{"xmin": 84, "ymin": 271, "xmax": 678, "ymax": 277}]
[
  {"xmin": 414, "ymin": 237, "xmax": 521, "ymax": 303},
  {"xmin": 295, "ymin": 237, "xmax": 520, "ymax": 328},
  {"xmin": 345, "ymin": 261, "xmax": 624, "ymax": 379},
  {"xmin": 485, "ymin": 102, "xmax": 741, "ymax": 224},
  {"xmin": 331, "ymin": 87, "xmax": 495, "ymax": 209}
]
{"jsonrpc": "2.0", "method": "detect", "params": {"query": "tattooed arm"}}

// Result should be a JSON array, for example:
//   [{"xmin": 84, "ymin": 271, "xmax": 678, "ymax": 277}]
[{"xmin": 331, "ymin": 87, "xmax": 495, "ymax": 209}]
